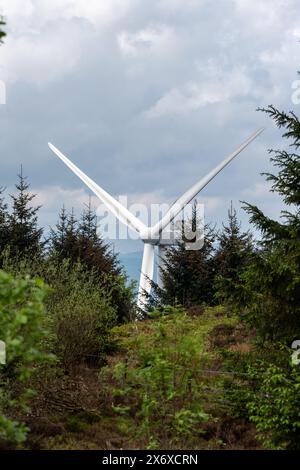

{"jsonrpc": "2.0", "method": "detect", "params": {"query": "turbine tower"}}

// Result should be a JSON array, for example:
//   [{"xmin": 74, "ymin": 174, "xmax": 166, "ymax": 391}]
[{"xmin": 48, "ymin": 128, "xmax": 264, "ymax": 310}]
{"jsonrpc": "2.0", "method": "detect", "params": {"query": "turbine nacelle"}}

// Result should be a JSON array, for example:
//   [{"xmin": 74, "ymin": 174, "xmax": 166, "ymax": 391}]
[{"xmin": 140, "ymin": 227, "xmax": 160, "ymax": 244}]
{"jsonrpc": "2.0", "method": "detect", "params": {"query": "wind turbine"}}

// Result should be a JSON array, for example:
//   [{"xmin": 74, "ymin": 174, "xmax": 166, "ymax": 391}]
[{"xmin": 48, "ymin": 127, "xmax": 264, "ymax": 310}]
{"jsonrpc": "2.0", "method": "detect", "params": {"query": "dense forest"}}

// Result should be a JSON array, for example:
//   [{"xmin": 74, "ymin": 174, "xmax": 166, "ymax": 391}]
[{"xmin": 0, "ymin": 90, "xmax": 299, "ymax": 449}]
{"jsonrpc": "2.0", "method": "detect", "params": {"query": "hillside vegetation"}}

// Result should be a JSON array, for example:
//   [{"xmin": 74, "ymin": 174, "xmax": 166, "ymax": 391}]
[{"xmin": 14, "ymin": 306, "xmax": 260, "ymax": 450}]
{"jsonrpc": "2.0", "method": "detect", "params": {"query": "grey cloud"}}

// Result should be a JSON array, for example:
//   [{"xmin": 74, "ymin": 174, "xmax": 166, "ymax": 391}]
[{"xmin": 0, "ymin": 0, "xmax": 298, "ymax": 252}]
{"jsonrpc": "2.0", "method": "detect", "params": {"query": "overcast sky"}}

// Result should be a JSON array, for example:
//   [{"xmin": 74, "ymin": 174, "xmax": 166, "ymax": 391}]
[{"xmin": 0, "ymin": 0, "xmax": 299, "ymax": 253}]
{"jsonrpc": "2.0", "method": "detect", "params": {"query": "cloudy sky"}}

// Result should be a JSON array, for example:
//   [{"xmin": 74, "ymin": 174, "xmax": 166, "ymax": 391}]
[{"xmin": 0, "ymin": 0, "xmax": 299, "ymax": 253}]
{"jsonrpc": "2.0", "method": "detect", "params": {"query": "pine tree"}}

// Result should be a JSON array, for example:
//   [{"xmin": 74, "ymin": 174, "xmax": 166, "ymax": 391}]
[
  {"xmin": 49, "ymin": 201, "xmax": 119, "ymax": 276},
  {"xmin": 0, "ymin": 16, "xmax": 6, "ymax": 44},
  {"xmin": 49, "ymin": 205, "xmax": 70, "ymax": 259},
  {"xmin": 79, "ymin": 197, "xmax": 98, "ymax": 242},
  {"xmin": 0, "ymin": 186, "xmax": 9, "ymax": 258},
  {"xmin": 214, "ymin": 203, "xmax": 253, "ymax": 303},
  {"xmin": 65, "ymin": 208, "xmax": 78, "ymax": 256},
  {"xmin": 236, "ymin": 103, "xmax": 300, "ymax": 340},
  {"xmin": 8, "ymin": 168, "xmax": 43, "ymax": 257},
  {"xmin": 157, "ymin": 222, "xmax": 217, "ymax": 308},
  {"xmin": 244, "ymin": 105, "xmax": 300, "ymax": 243},
  {"xmin": 76, "ymin": 201, "xmax": 134, "ymax": 323},
  {"xmin": 76, "ymin": 199, "xmax": 119, "ymax": 276},
  {"xmin": 49, "ymin": 202, "xmax": 133, "ymax": 322}
]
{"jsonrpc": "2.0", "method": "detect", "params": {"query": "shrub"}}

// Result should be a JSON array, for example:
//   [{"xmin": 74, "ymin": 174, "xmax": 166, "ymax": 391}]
[
  {"xmin": 100, "ymin": 306, "xmax": 211, "ymax": 449},
  {"xmin": 47, "ymin": 264, "xmax": 117, "ymax": 369},
  {"xmin": 0, "ymin": 256, "xmax": 123, "ymax": 369},
  {"xmin": 0, "ymin": 270, "xmax": 52, "ymax": 445},
  {"xmin": 221, "ymin": 346, "xmax": 300, "ymax": 450},
  {"xmin": 246, "ymin": 360, "xmax": 300, "ymax": 449}
]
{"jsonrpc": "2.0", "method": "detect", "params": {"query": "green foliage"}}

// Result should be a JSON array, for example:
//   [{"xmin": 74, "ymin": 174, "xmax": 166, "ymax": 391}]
[
  {"xmin": 228, "ymin": 98, "xmax": 300, "ymax": 342},
  {"xmin": 246, "ymin": 360, "xmax": 300, "ymax": 449},
  {"xmin": 219, "ymin": 341, "xmax": 300, "ymax": 450},
  {"xmin": 153, "ymin": 204, "xmax": 254, "ymax": 311},
  {"xmin": 0, "ymin": 167, "xmax": 135, "ymax": 376},
  {"xmin": 100, "ymin": 307, "xmax": 216, "ymax": 449},
  {"xmin": 49, "ymin": 203, "xmax": 135, "ymax": 323},
  {"xmin": 216, "ymin": 75, "xmax": 300, "ymax": 449},
  {"xmin": 234, "ymin": 246, "xmax": 299, "ymax": 341},
  {"xmin": 48, "ymin": 206, "xmax": 75, "ymax": 261},
  {"xmin": 0, "ymin": 271, "xmax": 52, "ymax": 445},
  {"xmin": 101, "ymin": 272, "xmax": 136, "ymax": 324},
  {"xmin": 2, "ymin": 91, "xmax": 300, "ymax": 451},
  {"xmin": 0, "ymin": 16, "xmax": 5, "ymax": 44},
  {"xmin": 7, "ymin": 169, "xmax": 43, "ymax": 258},
  {"xmin": 47, "ymin": 262, "xmax": 118, "ymax": 369},
  {"xmin": 215, "ymin": 203, "xmax": 253, "ymax": 304},
  {"xmin": 0, "ymin": 255, "xmax": 121, "ymax": 370},
  {"xmin": 0, "ymin": 187, "xmax": 9, "ymax": 261},
  {"xmin": 156, "ymin": 224, "xmax": 217, "ymax": 308},
  {"xmin": 65, "ymin": 415, "xmax": 87, "ymax": 433},
  {"xmin": 49, "ymin": 202, "xmax": 118, "ymax": 277}
]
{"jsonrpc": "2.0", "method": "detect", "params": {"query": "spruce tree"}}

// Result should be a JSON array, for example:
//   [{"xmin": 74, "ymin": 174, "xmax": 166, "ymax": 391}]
[
  {"xmin": 49, "ymin": 202, "xmax": 133, "ymax": 322},
  {"xmin": 78, "ymin": 201, "xmax": 134, "ymax": 322},
  {"xmin": 0, "ymin": 186, "xmax": 9, "ymax": 258},
  {"xmin": 237, "ymin": 104, "xmax": 300, "ymax": 340},
  {"xmin": 65, "ymin": 208, "xmax": 78, "ymax": 258},
  {"xmin": 76, "ymin": 199, "xmax": 119, "ymax": 276},
  {"xmin": 214, "ymin": 203, "xmax": 253, "ymax": 303},
  {"xmin": 244, "ymin": 105, "xmax": 300, "ymax": 243},
  {"xmin": 0, "ymin": 16, "xmax": 5, "ymax": 44},
  {"xmin": 8, "ymin": 168, "xmax": 43, "ymax": 258},
  {"xmin": 79, "ymin": 197, "xmax": 98, "ymax": 242},
  {"xmin": 158, "ymin": 222, "xmax": 217, "ymax": 308},
  {"xmin": 50, "ymin": 201, "xmax": 118, "ymax": 276},
  {"xmin": 49, "ymin": 206, "xmax": 70, "ymax": 260}
]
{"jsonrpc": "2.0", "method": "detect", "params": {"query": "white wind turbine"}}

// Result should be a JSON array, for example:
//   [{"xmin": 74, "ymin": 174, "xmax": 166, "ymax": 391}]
[{"xmin": 48, "ymin": 128, "xmax": 264, "ymax": 310}]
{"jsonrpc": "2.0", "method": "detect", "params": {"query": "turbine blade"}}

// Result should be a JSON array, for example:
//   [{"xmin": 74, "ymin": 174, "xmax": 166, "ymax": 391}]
[
  {"xmin": 152, "ymin": 128, "xmax": 264, "ymax": 235},
  {"xmin": 137, "ymin": 243, "xmax": 155, "ymax": 310},
  {"xmin": 48, "ymin": 143, "xmax": 146, "ymax": 234}
]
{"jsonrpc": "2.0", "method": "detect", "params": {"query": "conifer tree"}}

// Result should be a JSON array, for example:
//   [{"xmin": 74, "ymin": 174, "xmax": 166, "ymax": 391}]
[
  {"xmin": 0, "ymin": 16, "xmax": 6, "ymax": 44},
  {"xmin": 214, "ymin": 203, "xmax": 253, "ymax": 303},
  {"xmin": 79, "ymin": 197, "xmax": 98, "ymax": 242},
  {"xmin": 244, "ymin": 106, "xmax": 300, "ymax": 243},
  {"xmin": 49, "ymin": 205, "xmax": 70, "ymax": 259},
  {"xmin": 158, "ymin": 221, "xmax": 217, "ymax": 308},
  {"xmin": 49, "ymin": 202, "xmax": 133, "ymax": 322},
  {"xmin": 50, "ymin": 201, "xmax": 119, "ymax": 276},
  {"xmin": 76, "ymin": 201, "xmax": 133, "ymax": 323},
  {"xmin": 0, "ymin": 186, "xmax": 9, "ymax": 258},
  {"xmin": 236, "ymin": 103, "xmax": 300, "ymax": 340},
  {"xmin": 65, "ymin": 208, "xmax": 78, "ymax": 257},
  {"xmin": 8, "ymin": 168, "xmax": 43, "ymax": 257},
  {"xmin": 76, "ymin": 199, "xmax": 119, "ymax": 276}
]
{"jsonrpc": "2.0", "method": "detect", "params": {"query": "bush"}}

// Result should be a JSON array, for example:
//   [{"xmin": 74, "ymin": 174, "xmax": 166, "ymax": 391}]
[
  {"xmin": 220, "ymin": 345, "xmax": 300, "ymax": 450},
  {"xmin": 100, "ymin": 306, "xmax": 211, "ymax": 449},
  {"xmin": 47, "ymin": 263, "xmax": 117, "ymax": 369},
  {"xmin": 0, "ymin": 255, "xmax": 125, "ymax": 369},
  {"xmin": 0, "ymin": 270, "xmax": 52, "ymax": 445},
  {"xmin": 246, "ymin": 360, "xmax": 300, "ymax": 449}
]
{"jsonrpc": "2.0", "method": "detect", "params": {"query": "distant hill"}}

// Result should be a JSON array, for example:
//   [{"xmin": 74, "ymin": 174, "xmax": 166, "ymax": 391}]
[
  {"xmin": 119, "ymin": 251, "xmax": 143, "ymax": 284},
  {"xmin": 119, "ymin": 250, "xmax": 159, "ymax": 287}
]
